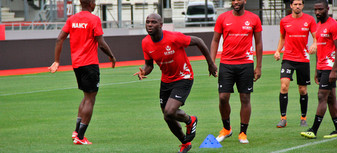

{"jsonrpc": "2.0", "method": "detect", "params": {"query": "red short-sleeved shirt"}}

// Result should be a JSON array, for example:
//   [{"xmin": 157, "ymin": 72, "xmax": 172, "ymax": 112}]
[
  {"xmin": 62, "ymin": 11, "xmax": 103, "ymax": 68},
  {"xmin": 214, "ymin": 10, "xmax": 262, "ymax": 65},
  {"xmin": 280, "ymin": 13, "xmax": 316, "ymax": 63},
  {"xmin": 316, "ymin": 17, "xmax": 337, "ymax": 70},
  {"xmin": 142, "ymin": 30, "xmax": 193, "ymax": 83}
]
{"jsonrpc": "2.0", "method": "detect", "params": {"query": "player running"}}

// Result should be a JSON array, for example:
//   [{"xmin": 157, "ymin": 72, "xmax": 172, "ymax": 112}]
[
  {"xmin": 49, "ymin": 0, "xmax": 116, "ymax": 145},
  {"xmin": 134, "ymin": 13, "xmax": 217, "ymax": 153}
]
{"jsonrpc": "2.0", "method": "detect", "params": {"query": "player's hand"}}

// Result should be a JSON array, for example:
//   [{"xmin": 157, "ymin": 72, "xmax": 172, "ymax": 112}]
[
  {"xmin": 314, "ymin": 71, "xmax": 319, "ymax": 85},
  {"xmin": 48, "ymin": 62, "xmax": 59, "ymax": 73},
  {"xmin": 110, "ymin": 56, "xmax": 116, "ymax": 68},
  {"xmin": 274, "ymin": 51, "xmax": 280, "ymax": 61},
  {"xmin": 208, "ymin": 63, "xmax": 218, "ymax": 77},
  {"xmin": 308, "ymin": 43, "xmax": 317, "ymax": 54},
  {"xmin": 254, "ymin": 67, "xmax": 261, "ymax": 82},
  {"xmin": 133, "ymin": 67, "xmax": 147, "ymax": 80},
  {"xmin": 329, "ymin": 70, "xmax": 337, "ymax": 83}
]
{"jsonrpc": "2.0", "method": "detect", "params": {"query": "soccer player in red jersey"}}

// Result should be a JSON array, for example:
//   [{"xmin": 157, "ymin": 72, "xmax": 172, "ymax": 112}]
[
  {"xmin": 134, "ymin": 13, "xmax": 217, "ymax": 153},
  {"xmin": 301, "ymin": 0, "xmax": 337, "ymax": 139},
  {"xmin": 273, "ymin": 0, "xmax": 317, "ymax": 128},
  {"xmin": 48, "ymin": 0, "xmax": 116, "ymax": 145},
  {"xmin": 210, "ymin": 0, "xmax": 262, "ymax": 144}
]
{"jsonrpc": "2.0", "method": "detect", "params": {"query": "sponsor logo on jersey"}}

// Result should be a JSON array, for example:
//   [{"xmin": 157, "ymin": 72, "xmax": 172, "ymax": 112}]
[
  {"xmin": 72, "ymin": 23, "xmax": 88, "ymax": 28},
  {"xmin": 242, "ymin": 21, "xmax": 252, "ymax": 30},
  {"xmin": 301, "ymin": 28, "xmax": 309, "ymax": 31},
  {"xmin": 164, "ymin": 45, "xmax": 175, "ymax": 55},
  {"xmin": 321, "ymin": 28, "xmax": 330, "ymax": 37}
]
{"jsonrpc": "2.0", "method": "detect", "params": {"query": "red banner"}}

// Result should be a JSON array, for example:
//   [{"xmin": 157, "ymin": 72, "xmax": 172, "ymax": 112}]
[
  {"xmin": 57, "ymin": 0, "xmax": 64, "ymax": 18},
  {"xmin": 0, "ymin": 25, "xmax": 5, "ymax": 40}
]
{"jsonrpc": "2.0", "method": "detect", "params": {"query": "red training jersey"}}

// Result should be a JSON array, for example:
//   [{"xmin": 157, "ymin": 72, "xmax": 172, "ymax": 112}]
[
  {"xmin": 142, "ymin": 30, "xmax": 193, "ymax": 83},
  {"xmin": 214, "ymin": 10, "xmax": 262, "ymax": 65},
  {"xmin": 280, "ymin": 13, "xmax": 316, "ymax": 63},
  {"xmin": 62, "ymin": 11, "xmax": 103, "ymax": 68},
  {"xmin": 316, "ymin": 17, "xmax": 337, "ymax": 70}
]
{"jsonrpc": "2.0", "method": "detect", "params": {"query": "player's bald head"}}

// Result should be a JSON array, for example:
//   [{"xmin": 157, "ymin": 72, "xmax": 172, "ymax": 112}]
[
  {"xmin": 80, "ymin": 0, "xmax": 94, "ymax": 6},
  {"xmin": 146, "ymin": 13, "xmax": 163, "ymax": 24}
]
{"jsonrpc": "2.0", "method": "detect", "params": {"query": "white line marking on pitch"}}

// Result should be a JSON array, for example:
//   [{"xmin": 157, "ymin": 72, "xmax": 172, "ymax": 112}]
[
  {"xmin": 0, "ymin": 73, "xmax": 211, "ymax": 96},
  {"xmin": 0, "ymin": 79, "xmax": 160, "ymax": 96},
  {"xmin": 271, "ymin": 137, "xmax": 337, "ymax": 153}
]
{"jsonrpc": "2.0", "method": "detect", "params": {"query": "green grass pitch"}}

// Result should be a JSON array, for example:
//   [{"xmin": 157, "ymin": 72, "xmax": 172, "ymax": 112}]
[{"xmin": 1, "ymin": 54, "xmax": 336, "ymax": 153}]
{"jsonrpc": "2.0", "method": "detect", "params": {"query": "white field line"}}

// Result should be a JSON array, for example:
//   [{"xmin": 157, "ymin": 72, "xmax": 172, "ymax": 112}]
[
  {"xmin": 0, "ymin": 73, "xmax": 211, "ymax": 97},
  {"xmin": 271, "ymin": 137, "xmax": 337, "ymax": 153},
  {"xmin": 0, "ymin": 79, "xmax": 160, "ymax": 96}
]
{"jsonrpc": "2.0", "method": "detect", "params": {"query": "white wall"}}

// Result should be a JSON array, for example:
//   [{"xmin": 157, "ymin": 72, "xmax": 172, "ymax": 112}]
[{"xmin": 5, "ymin": 25, "xmax": 309, "ymax": 52}]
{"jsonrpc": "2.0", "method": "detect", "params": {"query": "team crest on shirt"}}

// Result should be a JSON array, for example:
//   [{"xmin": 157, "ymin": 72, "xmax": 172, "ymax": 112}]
[
  {"xmin": 164, "ymin": 45, "xmax": 175, "ymax": 55},
  {"xmin": 321, "ymin": 28, "xmax": 330, "ymax": 37},
  {"xmin": 301, "ymin": 22, "xmax": 309, "ymax": 31},
  {"xmin": 242, "ymin": 21, "xmax": 252, "ymax": 30},
  {"xmin": 304, "ymin": 22, "xmax": 308, "ymax": 26}
]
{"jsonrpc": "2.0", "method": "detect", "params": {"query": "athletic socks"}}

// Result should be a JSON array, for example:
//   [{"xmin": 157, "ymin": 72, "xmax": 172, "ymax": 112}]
[
  {"xmin": 332, "ymin": 117, "xmax": 337, "ymax": 131},
  {"xmin": 279, "ymin": 93, "xmax": 288, "ymax": 117},
  {"xmin": 78, "ymin": 123, "xmax": 88, "ymax": 140},
  {"xmin": 300, "ymin": 94, "xmax": 308, "ymax": 117},
  {"xmin": 240, "ymin": 123, "xmax": 249, "ymax": 134},
  {"xmin": 312, "ymin": 115, "xmax": 323, "ymax": 134},
  {"xmin": 222, "ymin": 119, "xmax": 231, "ymax": 130},
  {"xmin": 75, "ymin": 117, "xmax": 82, "ymax": 133}
]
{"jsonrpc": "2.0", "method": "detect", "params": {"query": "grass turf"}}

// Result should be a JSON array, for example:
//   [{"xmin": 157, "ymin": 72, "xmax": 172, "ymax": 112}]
[{"xmin": 1, "ymin": 54, "xmax": 337, "ymax": 153}]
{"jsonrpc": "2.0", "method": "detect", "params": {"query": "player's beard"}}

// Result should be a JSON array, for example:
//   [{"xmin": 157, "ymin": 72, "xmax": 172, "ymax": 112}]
[
  {"xmin": 232, "ymin": 3, "xmax": 244, "ymax": 12},
  {"xmin": 294, "ymin": 8, "xmax": 302, "ymax": 14}
]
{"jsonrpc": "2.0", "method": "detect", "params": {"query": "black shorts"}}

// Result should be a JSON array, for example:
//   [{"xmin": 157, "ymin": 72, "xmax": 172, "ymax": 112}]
[
  {"xmin": 159, "ymin": 79, "xmax": 193, "ymax": 109},
  {"xmin": 218, "ymin": 63, "xmax": 254, "ymax": 93},
  {"xmin": 317, "ymin": 70, "xmax": 336, "ymax": 90},
  {"xmin": 280, "ymin": 60, "xmax": 311, "ymax": 85},
  {"xmin": 74, "ymin": 64, "xmax": 100, "ymax": 93}
]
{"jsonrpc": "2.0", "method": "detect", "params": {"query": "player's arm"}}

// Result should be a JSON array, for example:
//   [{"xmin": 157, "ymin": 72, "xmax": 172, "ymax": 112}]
[
  {"xmin": 49, "ymin": 30, "xmax": 68, "ymax": 73},
  {"xmin": 309, "ymin": 32, "xmax": 317, "ymax": 54},
  {"xmin": 274, "ymin": 33, "xmax": 285, "ymax": 61},
  {"xmin": 189, "ymin": 36, "xmax": 217, "ymax": 77},
  {"xmin": 315, "ymin": 54, "xmax": 319, "ymax": 84},
  {"xmin": 134, "ymin": 59, "xmax": 154, "ymax": 80},
  {"xmin": 96, "ymin": 35, "xmax": 116, "ymax": 68},
  {"xmin": 329, "ymin": 40, "xmax": 337, "ymax": 82},
  {"xmin": 210, "ymin": 32, "xmax": 222, "ymax": 63},
  {"xmin": 254, "ymin": 31, "xmax": 263, "ymax": 82}
]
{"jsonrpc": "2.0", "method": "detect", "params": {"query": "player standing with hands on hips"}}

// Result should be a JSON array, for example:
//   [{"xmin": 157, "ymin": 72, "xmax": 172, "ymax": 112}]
[
  {"xmin": 134, "ymin": 13, "xmax": 217, "ymax": 153},
  {"xmin": 274, "ymin": 0, "xmax": 317, "ymax": 128},
  {"xmin": 210, "ymin": 0, "xmax": 263, "ymax": 144},
  {"xmin": 49, "ymin": 0, "xmax": 116, "ymax": 145},
  {"xmin": 301, "ymin": 0, "xmax": 337, "ymax": 139}
]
